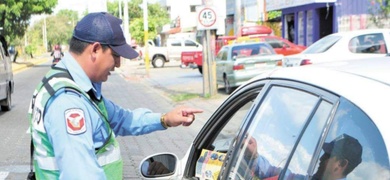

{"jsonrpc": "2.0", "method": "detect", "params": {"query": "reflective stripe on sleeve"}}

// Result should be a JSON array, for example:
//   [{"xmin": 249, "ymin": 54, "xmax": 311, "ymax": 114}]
[
  {"xmin": 36, "ymin": 156, "xmax": 58, "ymax": 170},
  {"xmin": 96, "ymin": 144, "xmax": 121, "ymax": 166}
]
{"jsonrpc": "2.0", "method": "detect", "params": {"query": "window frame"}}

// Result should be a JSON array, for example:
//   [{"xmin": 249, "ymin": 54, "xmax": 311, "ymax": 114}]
[
  {"xmin": 219, "ymin": 79, "xmax": 340, "ymax": 180},
  {"xmin": 182, "ymin": 79, "xmax": 270, "ymax": 177}
]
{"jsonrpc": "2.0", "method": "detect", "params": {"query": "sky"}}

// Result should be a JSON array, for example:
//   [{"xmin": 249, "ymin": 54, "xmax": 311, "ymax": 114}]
[{"xmin": 31, "ymin": 0, "xmax": 159, "ymax": 25}]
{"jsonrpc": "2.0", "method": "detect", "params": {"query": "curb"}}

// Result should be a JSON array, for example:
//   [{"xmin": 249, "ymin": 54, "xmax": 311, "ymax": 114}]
[{"xmin": 12, "ymin": 58, "xmax": 49, "ymax": 73}]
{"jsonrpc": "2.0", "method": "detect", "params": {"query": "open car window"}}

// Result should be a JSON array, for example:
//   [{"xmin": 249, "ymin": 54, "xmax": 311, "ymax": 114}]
[{"xmin": 191, "ymin": 82, "xmax": 265, "ymax": 179}]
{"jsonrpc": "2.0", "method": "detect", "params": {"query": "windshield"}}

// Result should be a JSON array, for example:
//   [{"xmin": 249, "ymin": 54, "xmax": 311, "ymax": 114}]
[
  {"xmin": 231, "ymin": 43, "xmax": 275, "ymax": 59},
  {"xmin": 302, "ymin": 35, "xmax": 342, "ymax": 54}
]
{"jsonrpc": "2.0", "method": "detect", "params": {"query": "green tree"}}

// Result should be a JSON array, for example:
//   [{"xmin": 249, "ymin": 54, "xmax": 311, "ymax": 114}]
[
  {"xmin": 107, "ymin": 0, "xmax": 169, "ymax": 45},
  {"xmin": 48, "ymin": 10, "xmax": 78, "ymax": 47},
  {"xmin": 267, "ymin": 11, "xmax": 282, "ymax": 20},
  {"xmin": 0, "ymin": 0, "xmax": 58, "ymax": 45},
  {"xmin": 25, "ymin": 9, "xmax": 77, "ymax": 56},
  {"xmin": 369, "ymin": 0, "xmax": 390, "ymax": 28}
]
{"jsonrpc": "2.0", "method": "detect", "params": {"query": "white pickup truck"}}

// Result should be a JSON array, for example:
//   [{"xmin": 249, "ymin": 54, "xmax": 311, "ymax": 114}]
[{"xmin": 147, "ymin": 38, "xmax": 202, "ymax": 68}]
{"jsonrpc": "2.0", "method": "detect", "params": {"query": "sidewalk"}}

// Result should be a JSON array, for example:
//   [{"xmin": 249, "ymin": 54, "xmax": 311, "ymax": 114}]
[
  {"xmin": 117, "ymin": 59, "xmax": 228, "ymax": 124},
  {"xmin": 12, "ymin": 54, "xmax": 49, "ymax": 73}
]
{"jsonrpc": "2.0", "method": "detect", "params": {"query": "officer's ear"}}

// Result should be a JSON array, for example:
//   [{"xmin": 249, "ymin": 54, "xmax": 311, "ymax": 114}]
[
  {"xmin": 91, "ymin": 42, "xmax": 102, "ymax": 53},
  {"xmin": 89, "ymin": 42, "xmax": 102, "ymax": 60}
]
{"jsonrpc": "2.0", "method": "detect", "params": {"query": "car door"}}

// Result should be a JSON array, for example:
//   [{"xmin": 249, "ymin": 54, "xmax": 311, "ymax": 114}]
[
  {"xmin": 215, "ymin": 47, "xmax": 229, "ymax": 84},
  {"xmin": 219, "ymin": 79, "xmax": 340, "ymax": 180},
  {"xmin": 0, "ymin": 41, "xmax": 6, "ymax": 99},
  {"xmin": 167, "ymin": 38, "xmax": 182, "ymax": 61},
  {"xmin": 219, "ymin": 80, "xmax": 390, "ymax": 180},
  {"xmin": 285, "ymin": 97, "xmax": 390, "ymax": 179}
]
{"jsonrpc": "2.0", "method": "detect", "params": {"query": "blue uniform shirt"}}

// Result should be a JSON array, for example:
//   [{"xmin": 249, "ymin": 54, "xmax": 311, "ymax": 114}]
[{"xmin": 44, "ymin": 53, "xmax": 165, "ymax": 179}]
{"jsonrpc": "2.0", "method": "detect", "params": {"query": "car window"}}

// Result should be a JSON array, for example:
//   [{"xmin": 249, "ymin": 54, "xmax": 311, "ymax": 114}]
[
  {"xmin": 232, "ymin": 43, "xmax": 274, "ymax": 58},
  {"xmin": 193, "ymin": 85, "xmax": 262, "ymax": 179},
  {"xmin": 210, "ymin": 99, "xmax": 255, "ymax": 153},
  {"xmin": 282, "ymin": 100, "xmax": 333, "ymax": 179},
  {"xmin": 216, "ymin": 47, "xmax": 228, "ymax": 61},
  {"xmin": 184, "ymin": 40, "xmax": 198, "ymax": 47},
  {"xmin": 265, "ymin": 38, "xmax": 285, "ymax": 48},
  {"xmin": 227, "ymin": 85, "xmax": 321, "ymax": 180},
  {"xmin": 351, "ymin": 33, "xmax": 387, "ymax": 54},
  {"xmin": 310, "ymin": 97, "xmax": 390, "ymax": 179},
  {"xmin": 303, "ymin": 35, "xmax": 341, "ymax": 54},
  {"xmin": 170, "ymin": 39, "xmax": 181, "ymax": 46}
]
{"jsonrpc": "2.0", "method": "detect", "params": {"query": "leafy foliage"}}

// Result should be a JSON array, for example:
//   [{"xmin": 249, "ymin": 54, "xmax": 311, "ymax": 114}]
[
  {"xmin": 107, "ymin": 0, "xmax": 169, "ymax": 46},
  {"xmin": 369, "ymin": 0, "xmax": 390, "ymax": 28},
  {"xmin": 0, "ymin": 0, "xmax": 58, "ymax": 45},
  {"xmin": 267, "ymin": 11, "xmax": 282, "ymax": 21},
  {"xmin": 26, "ymin": 9, "xmax": 78, "ymax": 55}
]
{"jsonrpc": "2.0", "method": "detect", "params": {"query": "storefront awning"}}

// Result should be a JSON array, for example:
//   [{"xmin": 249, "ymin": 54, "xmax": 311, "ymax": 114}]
[{"xmin": 266, "ymin": 0, "xmax": 337, "ymax": 11}]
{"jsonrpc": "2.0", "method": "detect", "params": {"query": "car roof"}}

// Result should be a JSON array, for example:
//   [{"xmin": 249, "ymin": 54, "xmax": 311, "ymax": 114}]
[
  {"xmin": 252, "ymin": 57, "xmax": 390, "ymax": 152},
  {"xmin": 328, "ymin": 28, "xmax": 390, "ymax": 38},
  {"xmin": 225, "ymin": 41, "xmax": 269, "ymax": 48}
]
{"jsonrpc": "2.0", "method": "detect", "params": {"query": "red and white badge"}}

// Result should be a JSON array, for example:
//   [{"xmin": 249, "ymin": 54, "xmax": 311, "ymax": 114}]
[{"xmin": 65, "ymin": 108, "xmax": 86, "ymax": 135}]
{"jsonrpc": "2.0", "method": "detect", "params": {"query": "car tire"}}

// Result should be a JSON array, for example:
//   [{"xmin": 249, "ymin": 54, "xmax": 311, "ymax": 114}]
[
  {"xmin": 198, "ymin": 66, "xmax": 203, "ymax": 74},
  {"xmin": 152, "ymin": 56, "xmax": 165, "ymax": 68},
  {"xmin": 1, "ymin": 86, "xmax": 12, "ymax": 111},
  {"xmin": 224, "ymin": 77, "xmax": 232, "ymax": 94}
]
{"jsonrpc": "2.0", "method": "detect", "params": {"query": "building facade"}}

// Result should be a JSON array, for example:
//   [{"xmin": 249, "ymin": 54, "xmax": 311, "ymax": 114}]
[
  {"xmin": 160, "ymin": 0, "xmax": 387, "ymax": 47},
  {"xmin": 266, "ymin": 0, "xmax": 388, "ymax": 46}
]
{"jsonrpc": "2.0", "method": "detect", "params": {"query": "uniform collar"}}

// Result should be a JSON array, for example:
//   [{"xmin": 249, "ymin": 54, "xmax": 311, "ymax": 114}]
[{"xmin": 57, "ymin": 52, "xmax": 102, "ymax": 100}]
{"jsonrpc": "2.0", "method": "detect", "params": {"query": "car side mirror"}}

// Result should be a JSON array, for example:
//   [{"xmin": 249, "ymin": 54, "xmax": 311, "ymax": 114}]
[{"xmin": 139, "ymin": 153, "xmax": 178, "ymax": 178}]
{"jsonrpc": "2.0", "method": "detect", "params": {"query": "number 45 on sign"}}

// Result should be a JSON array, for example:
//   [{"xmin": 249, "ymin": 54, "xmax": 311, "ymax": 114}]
[{"xmin": 197, "ymin": 6, "xmax": 218, "ymax": 30}]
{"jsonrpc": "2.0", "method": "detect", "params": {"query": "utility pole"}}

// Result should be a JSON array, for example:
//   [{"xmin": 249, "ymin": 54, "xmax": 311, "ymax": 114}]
[
  {"xmin": 119, "ymin": 0, "xmax": 122, "ymax": 20},
  {"xmin": 199, "ymin": 0, "xmax": 217, "ymax": 98},
  {"xmin": 43, "ymin": 15, "xmax": 48, "ymax": 52},
  {"xmin": 235, "ymin": 0, "xmax": 242, "ymax": 37},
  {"xmin": 143, "ymin": 0, "xmax": 150, "ymax": 75},
  {"xmin": 123, "ymin": 0, "xmax": 131, "ymax": 47}
]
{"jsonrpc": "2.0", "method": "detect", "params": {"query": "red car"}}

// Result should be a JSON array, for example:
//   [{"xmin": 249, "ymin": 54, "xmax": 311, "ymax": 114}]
[{"xmin": 236, "ymin": 35, "xmax": 306, "ymax": 56}]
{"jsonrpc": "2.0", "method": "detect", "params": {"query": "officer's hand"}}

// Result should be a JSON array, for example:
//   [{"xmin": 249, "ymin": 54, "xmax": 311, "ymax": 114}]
[
  {"xmin": 147, "ymin": 161, "xmax": 170, "ymax": 175},
  {"xmin": 164, "ymin": 106, "xmax": 203, "ymax": 127}
]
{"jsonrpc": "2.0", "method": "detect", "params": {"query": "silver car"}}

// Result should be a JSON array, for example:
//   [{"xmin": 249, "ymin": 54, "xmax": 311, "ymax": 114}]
[{"xmin": 215, "ymin": 42, "xmax": 283, "ymax": 94}]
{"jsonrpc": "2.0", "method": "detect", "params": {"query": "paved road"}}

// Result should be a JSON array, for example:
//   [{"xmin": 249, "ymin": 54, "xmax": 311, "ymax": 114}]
[{"xmin": 0, "ymin": 57, "xmax": 228, "ymax": 179}]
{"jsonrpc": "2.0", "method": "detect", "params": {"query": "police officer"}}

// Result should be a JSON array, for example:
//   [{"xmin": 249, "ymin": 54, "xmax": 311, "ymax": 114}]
[{"xmin": 28, "ymin": 12, "xmax": 203, "ymax": 179}]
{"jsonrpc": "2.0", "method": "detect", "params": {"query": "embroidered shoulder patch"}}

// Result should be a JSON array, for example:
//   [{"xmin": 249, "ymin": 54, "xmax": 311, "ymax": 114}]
[{"xmin": 65, "ymin": 108, "xmax": 86, "ymax": 135}]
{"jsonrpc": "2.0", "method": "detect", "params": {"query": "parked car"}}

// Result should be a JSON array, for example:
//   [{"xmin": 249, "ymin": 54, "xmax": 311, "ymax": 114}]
[
  {"xmin": 283, "ymin": 29, "xmax": 390, "ymax": 67},
  {"xmin": 0, "ymin": 35, "xmax": 14, "ymax": 111},
  {"xmin": 216, "ymin": 42, "xmax": 283, "ymax": 94},
  {"xmin": 139, "ymin": 57, "xmax": 390, "ymax": 180},
  {"xmin": 236, "ymin": 35, "xmax": 306, "ymax": 56},
  {"xmin": 181, "ymin": 35, "xmax": 304, "ymax": 74},
  {"xmin": 148, "ymin": 38, "xmax": 202, "ymax": 68}
]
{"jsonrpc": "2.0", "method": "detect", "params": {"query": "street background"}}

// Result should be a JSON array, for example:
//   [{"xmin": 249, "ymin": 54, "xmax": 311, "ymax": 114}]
[{"xmin": 1, "ymin": 55, "xmax": 228, "ymax": 179}]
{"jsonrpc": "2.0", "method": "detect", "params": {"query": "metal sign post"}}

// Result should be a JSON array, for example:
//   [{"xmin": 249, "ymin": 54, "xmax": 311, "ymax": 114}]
[{"xmin": 197, "ymin": 6, "xmax": 218, "ymax": 98}]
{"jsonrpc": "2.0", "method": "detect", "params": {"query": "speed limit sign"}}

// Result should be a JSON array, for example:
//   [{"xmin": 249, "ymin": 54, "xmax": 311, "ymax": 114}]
[{"xmin": 197, "ymin": 6, "xmax": 218, "ymax": 30}]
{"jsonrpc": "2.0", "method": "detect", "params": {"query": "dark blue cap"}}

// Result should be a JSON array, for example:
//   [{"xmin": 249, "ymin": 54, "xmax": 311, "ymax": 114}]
[
  {"xmin": 323, "ymin": 134, "xmax": 363, "ymax": 168},
  {"xmin": 73, "ymin": 12, "xmax": 138, "ymax": 59}
]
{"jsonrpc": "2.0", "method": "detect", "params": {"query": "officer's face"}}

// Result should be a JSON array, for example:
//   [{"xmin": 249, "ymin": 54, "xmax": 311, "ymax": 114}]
[{"xmin": 96, "ymin": 48, "xmax": 121, "ymax": 82}]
